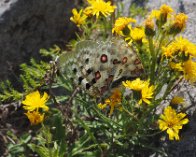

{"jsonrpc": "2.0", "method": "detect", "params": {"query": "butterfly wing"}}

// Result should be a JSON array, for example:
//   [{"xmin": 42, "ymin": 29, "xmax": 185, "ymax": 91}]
[{"xmin": 58, "ymin": 38, "xmax": 143, "ymax": 97}]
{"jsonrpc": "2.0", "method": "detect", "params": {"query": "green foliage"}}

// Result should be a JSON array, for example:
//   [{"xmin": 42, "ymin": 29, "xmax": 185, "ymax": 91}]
[
  {"xmin": 129, "ymin": 3, "xmax": 148, "ymax": 18},
  {"xmin": 40, "ymin": 45, "xmax": 61, "ymax": 59},
  {"xmin": 28, "ymin": 109, "xmax": 67, "ymax": 157},
  {"xmin": 0, "ymin": 45, "xmax": 61, "ymax": 103},
  {"xmin": 7, "ymin": 131, "xmax": 32, "ymax": 157},
  {"xmin": 0, "ymin": 80, "xmax": 22, "ymax": 103},
  {"xmin": 20, "ymin": 58, "xmax": 49, "ymax": 91}
]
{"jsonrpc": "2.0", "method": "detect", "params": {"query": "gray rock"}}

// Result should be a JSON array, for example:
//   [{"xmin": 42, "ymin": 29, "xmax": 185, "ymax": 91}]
[{"xmin": 0, "ymin": 0, "xmax": 77, "ymax": 81}]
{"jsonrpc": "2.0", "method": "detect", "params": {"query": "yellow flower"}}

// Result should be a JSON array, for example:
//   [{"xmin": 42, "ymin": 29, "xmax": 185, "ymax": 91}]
[
  {"xmin": 183, "ymin": 59, "xmax": 196, "ymax": 83},
  {"xmin": 83, "ymin": 7, "xmax": 92, "ymax": 16},
  {"xmin": 173, "ymin": 36, "xmax": 196, "ymax": 57},
  {"xmin": 139, "ymin": 84, "xmax": 155, "ymax": 105},
  {"xmin": 98, "ymin": 89, "xmax": 122, "ymax": 115},
  {"xmin": 162, "ymin": 36, "xmax": 196, "ymax": 58},
  {"xmin": 149, "ymin": 4, "xmax": 173, "ymax": 21},
  {"xmin": 85, "ymin": 0, "xmax": 116, "ymax": 18},
  {"xmin": 145, "ymin": 18, "xmax": 155, "ymax": 30},
  {"xmin": 170, "ymin": 59, "xmax": 196, "ymax": 83},
  {"xmin": 173, "ymin": 13, "xmax": 188, "ymax": 30},
  {"xmin": 158, "ymin": 106, "xmax": 189, "ymax": 140},
  {"xmin": 123, "ymin": 78, "xmax": 154, "ymax": 105},
  {"xmin": 162, "ymin": 45, "xmax": 175, "ymax": 58},
  {"xmin": 97, "ymin": 103, "xmax": 107, "ymax": 109},
  {"xmin": 144, "ymin": 18, "xmax": 155, "ymax": 36},
  {"xmin": 107, "ymin": 89, "xmax": 122, "ymax": 115},
  {"xmin": 70, "ymin": 8, "xmax": 87, "ymax": 27},
  {"xmin": 112, "ymin": 17, "xmax": 136, "ymax": 35},
  {"xmin": 25, "ymin": 111, "xmax": 45, "ymax": 125},
  {"xmin": 169, "ymin": 62, "xmax": 183, "ymax": 71},
  {"xmin": 149, "ymin": 4, "xmax": 173, "ymax": 24},
  {"xmin": 122, "ymin": 78, "xmax": 149, "ymax": 91},
  {"xmin": 173, "ymin": 36, "xmax": 190, "ymax": 55},
  {"xmin": 149, "ymin": 10, "xmax": 161, "ymax": 19},
  {"xmin": 22, "ymin": 90, "xmax": 49, "ymax": 112},
  {"xmin": 187, "ymin": 42, "xmax": 196, "ymax": 57},
  {"xmin": 171, "ymin": 96, "xmax": 185, "ymax": 105},
  {"xmin": 160, "ymin": 4, "xmax": 173, "ymax": 16},
  {"xmin": 130, "ymin": 27, "xmax": 145, "ymax": 42}
]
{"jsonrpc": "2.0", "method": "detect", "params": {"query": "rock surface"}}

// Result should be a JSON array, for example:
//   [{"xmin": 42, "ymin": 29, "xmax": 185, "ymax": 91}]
[{"xmin": 0, "ymin": 0, "xmax": 77, "ymax": 81}]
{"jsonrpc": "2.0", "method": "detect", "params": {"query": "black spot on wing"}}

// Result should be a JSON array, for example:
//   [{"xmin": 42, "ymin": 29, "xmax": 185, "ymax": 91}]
[
  {"xmin": 87, "ymin": 68, "xmax": 93, "ymax": 74},
  {"xmin": 78, "ymin": 77, "xmax": 83, "ymax": 84},
  {"xmin": 85, "ymin": 58, "xmax": 89, "ymax": 64},
  {"xmin": 91, "ymin": 78, "xmax": 96, "ymax": 84},
  {"xmin": 73, "ymin": 68, "xmax": 77, "ymax": 74},
  {"xmin": 86, "ymin": 83, "xmax": 91, "ymax": 90}
]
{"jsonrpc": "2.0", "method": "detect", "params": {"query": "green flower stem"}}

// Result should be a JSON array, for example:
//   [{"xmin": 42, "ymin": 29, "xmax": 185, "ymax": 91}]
[
  {"xmin": 102, "ymin": 17, "xmax": 108, "ymax": 39},
  {"xmin": 122, "ymin": 105, "xmax": 137, "ymax": 120},
  {"xmin": 148, "ymin": 37, "xmax": 156, "ymax": 84}
]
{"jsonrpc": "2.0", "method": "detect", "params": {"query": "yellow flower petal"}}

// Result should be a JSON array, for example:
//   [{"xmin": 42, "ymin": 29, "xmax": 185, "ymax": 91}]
[
  {"xmin": 173, "ymin": 13, "xmax": 188, "ymax": 30},
  {"xmin": 171, "ymin": 96, "xmax": 185, "ymax": 105},
  {"xmin": 85, "ymin": 0, "xmax": 116, "ymax": 18},
  {"xmin": 70, "ymin": 8, "xmax": 87, "ymax": 27},
  {"xmin": 22, "ymin": 90, "xmax": 49, "ymax": 112},
  {"xmin": 130, "ymin": 27, "xmax": 145, "ymax": 42},
  {"xmin": 160, "ymin": 4, "xmax": 173, "ymax": 15},
  {"xmin": 158, "ymin": 106, "xmax": 189, "ymax": 140},
  {"xmin": 139, "ymin": 84, "xmax": 155, "ymax": 105},
  {"xmin": 122, "ymin": 78, "xmax": 149, "ymax": 91},
  {"xmin": 97, "ymin": 89, "xmax": 122, "ymax": 115},
  {"xmin": 112, "ymin": 17, "xmax": 136, "ymax": 35},
  {"xmin": 25, "ymin": 111, "xmax": 44, "ymax": 125},
  {"xmin": 183, "ymin": 59, "xmax": 196, "ymax": 83}
]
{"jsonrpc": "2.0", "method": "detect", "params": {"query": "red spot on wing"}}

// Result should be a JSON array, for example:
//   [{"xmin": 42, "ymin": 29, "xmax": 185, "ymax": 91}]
[
  {"xmin": 100, "ymin": 54, "xmax": 108, "ymax": 63},
  {"xmin": 131, "ymin": 67, "xmax": 144, "ymax": 75},
  {"xmin": 105, "ymin": 75, "xmax": 114, "ymax": 84},
  {"xmin": 122, "ymin": 57, "xmax": 128, "ymax": 64},
  {"xmin": 95, "ymin": 71, "xmax": 101, "ymax": 80},
  {"xmin": 113, "ymin": 59, "xmax": 121, "ymax": 64},
  {"xmin": 134, "ymin": 59, "xmax": 141, "ymax": 65},
  {"xmin": 100, "ymin": 86, "xmax": 108, "ymax": 95}
]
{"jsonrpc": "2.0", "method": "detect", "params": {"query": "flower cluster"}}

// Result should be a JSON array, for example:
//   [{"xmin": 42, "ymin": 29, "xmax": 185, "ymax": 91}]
[
  {"xmin": 163, "ymin": 36, "xmax": 196, "ymax": 83},
  {"xmin": 110, "ymin": 4, "xmax": 193, "ymax": 141},
  {"xmin": 163, "ymin": 36, "xmax": 196, "ymax": 58},
  {"xmin": 151, "ymin": 4, "xmax": 173, "ymax": 22},
  {"xmin": 22, "ymin": 90, "xmax": 49, "ymax": 125}
]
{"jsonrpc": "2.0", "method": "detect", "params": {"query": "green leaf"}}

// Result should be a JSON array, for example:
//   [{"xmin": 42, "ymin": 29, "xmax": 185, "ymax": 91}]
[{"xmin": 28, "ymin": 144, "xmax": 50, "ymax": 157}]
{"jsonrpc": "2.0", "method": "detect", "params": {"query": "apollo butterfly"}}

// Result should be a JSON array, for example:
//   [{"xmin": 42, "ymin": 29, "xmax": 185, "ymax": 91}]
[{"xmin": 58, "ymin": 38, "xmax": 143, "ymax": 98}]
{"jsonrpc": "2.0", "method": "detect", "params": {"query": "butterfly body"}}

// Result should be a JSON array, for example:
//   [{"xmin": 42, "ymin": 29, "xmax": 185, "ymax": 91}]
[{"xmin": 58, "ymin": 38, "xmax": 143, "ymax": 97}]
